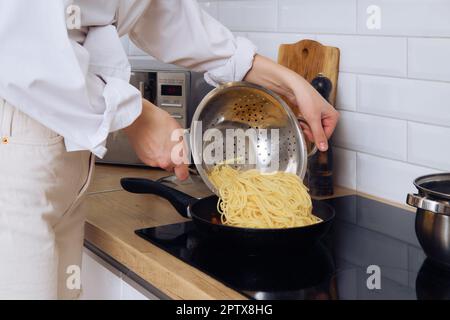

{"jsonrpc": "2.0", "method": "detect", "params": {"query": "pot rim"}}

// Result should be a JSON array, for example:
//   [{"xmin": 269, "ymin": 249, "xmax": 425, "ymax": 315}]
[
  {"xmin": 407, "ymin": 193, "xmax": 450, "ymax": 216},
  {"xmin": 414, "ymin": 173, "xmax": 450, "ymax": 201}
]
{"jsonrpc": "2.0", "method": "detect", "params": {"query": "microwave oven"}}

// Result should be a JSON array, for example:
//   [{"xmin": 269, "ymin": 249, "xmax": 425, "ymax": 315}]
[{"xmin": 97, "ymin": 60, "xmax": 213, "ymax": 166}]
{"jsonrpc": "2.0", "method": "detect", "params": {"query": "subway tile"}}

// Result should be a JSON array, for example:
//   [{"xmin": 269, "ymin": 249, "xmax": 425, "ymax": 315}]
[
  {"xmin": 356, "ymin": 153, "xmax": 440, "ymax": 204},
  {"xmin": 358, "ymin": 75, "xmax": 450, "ymax": 127},
  {"xmin": 408, "ymin": 38, "xmax": 450, "ymax": 82},
  {"xmin": 336, "ymin": 73, "xmax": 357, "ymax": 111},
  {"xmin": 246, "ymin": 32, "xmax": 315, "ymax": 61},
  {"xmin": 198, "ymin": 1, "xmax": 220, "ymax": 19},
  {"xmin": 218, "ymin": 0, "xmax": 278, "ymax": 32},
  {"xmin": 128, "ymin": 39, "xmax": 150, "ymax": 57},
  {"xmin": 316, "ymin": 35, "xmax": 407, "ymax": 77},
  {"xmin": 333, "ymin": 147, "xmax": 357, "ymax": 190},
  {"xmin": 278, "ymin": 0, "xmax": 357, "ymax": 34},
  {"xmin": 334, "ymin": 111, "xmax": 407, "ymax": 161},
  {"xmin": 408, "ymin": 122, "xmax": 450, "ymax": 171},
  {"xmin": 357, "ymin": 0, "xmax": 450, "ymax": 37},
  {"xmin": 233, "ymin": 31, "xmax": 248, "ymax": 38},
  {"xmin": 356, "ymin": 196, "xmax": 419, "ymax": 247}
]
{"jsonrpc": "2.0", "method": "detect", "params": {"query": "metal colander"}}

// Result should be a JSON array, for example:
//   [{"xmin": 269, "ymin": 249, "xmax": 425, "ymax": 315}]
[{"xmin": 189, "ymin": 82, "xmax": 312, "ymax": 195}]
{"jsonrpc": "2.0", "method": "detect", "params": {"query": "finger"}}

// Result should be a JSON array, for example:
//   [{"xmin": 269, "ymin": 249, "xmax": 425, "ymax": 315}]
[
  {"xmin": 302, "ymin": 129, "xmax": 314, "ymax": 143},
  {"xmin": 174, "ymin": 164, "xmax": 190, "ymax": 181},
  {"xmin": 299, "ymin": 122, "xmax": 314, "ymax": 143},
  {"xmin": 164, "ymin": 166, "xmax": 175, "ymax": 173},
  {"xmin": 307, "ymin": 117, "xmax": 329, "ymax": 152},
  {"xmin": 323, "ymin": 110, "xmax": 340, "ymax": 139},
  {"xmin": 145, "ymin": 160, "xmax": 158, "ymax": 168},
  {"xmin": 158, "ymin": 158, "xmax": 175, "ymax": 172}
]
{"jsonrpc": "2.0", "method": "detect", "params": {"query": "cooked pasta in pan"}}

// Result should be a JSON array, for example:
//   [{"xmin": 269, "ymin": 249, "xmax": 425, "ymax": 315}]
[{"xmin": 209, "ymin": 165, "xmax": 321, "ymax": 229}]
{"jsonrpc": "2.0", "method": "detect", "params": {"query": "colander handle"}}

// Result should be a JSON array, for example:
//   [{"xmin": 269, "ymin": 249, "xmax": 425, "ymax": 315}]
[{"xmin": 297, "ymin": 116, "xmax": 318, "ymax": 157}]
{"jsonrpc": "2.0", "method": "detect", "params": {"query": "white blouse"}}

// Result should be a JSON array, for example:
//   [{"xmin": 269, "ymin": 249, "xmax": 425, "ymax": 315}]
[{"xmin": 0, "ymin": 0, "xmax": 256, "ymax": 157}]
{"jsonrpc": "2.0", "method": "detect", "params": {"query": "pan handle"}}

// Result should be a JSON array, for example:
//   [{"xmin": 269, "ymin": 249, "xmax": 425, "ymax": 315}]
[{"xmin": 120, "ymin": 178, "xmax": 196, "ymax": 218}]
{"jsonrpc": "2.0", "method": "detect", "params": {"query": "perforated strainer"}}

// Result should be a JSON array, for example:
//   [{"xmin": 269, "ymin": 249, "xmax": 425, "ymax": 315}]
[{"xmin": 189, "ymin": 82, "xmax": 314, "ymax": 195}]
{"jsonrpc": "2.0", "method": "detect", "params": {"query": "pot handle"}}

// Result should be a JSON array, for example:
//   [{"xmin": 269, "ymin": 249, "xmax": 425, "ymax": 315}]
[
  {"xmin": 121, "ymin": 178, "xmax": 196, "ymax": 218},
  {"xmin": 297, "ymin": 116, "xmax": 318, "ymax": 157},
  {"xmin": 406, "ymin": 193, "xmax": 450, "ymax": 215}
]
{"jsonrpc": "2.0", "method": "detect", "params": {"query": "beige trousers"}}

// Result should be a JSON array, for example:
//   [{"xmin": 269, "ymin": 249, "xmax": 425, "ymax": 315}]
[{"xmin": 0, "ymin": 99, "xmax": 94, "ymax": 299}]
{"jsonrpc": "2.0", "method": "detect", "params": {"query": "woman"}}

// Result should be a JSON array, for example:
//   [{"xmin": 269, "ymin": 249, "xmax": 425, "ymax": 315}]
[{"xmin": 0, "ymin": 0, "xmax": 338, "ymax": 299}]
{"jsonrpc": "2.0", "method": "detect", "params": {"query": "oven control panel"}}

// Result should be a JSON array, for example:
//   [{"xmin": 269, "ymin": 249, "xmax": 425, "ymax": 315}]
[{"xmin": 157, "ymin": 72, "xmax": 188, "ymax": 128}]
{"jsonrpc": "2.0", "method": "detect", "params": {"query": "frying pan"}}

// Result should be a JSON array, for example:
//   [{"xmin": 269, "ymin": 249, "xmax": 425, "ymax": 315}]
[{"xmin": 121, "ymin": 178, "xmax": 335, "ymax": 253}]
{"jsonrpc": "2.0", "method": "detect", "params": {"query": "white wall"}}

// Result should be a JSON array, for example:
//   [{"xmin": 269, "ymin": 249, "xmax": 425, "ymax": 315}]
[{"xmin": 127, "ymin": 0, "xmax": 450, "ymax": 204}]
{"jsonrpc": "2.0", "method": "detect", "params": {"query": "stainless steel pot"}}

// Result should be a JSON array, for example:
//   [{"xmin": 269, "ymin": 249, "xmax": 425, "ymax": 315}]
[{"xmin": 407, "ymin": 173, "xmax": 450, "ymax": 267}]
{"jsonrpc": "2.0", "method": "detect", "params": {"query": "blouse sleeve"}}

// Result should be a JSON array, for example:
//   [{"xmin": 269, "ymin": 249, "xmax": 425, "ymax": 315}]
[
  {"xmin": 0, "ymin": 1, "xmax": 141, "ymax": 158},
  {"xmin": 124, "ymin": 0, "xmax": 257, "ymax": 87}
]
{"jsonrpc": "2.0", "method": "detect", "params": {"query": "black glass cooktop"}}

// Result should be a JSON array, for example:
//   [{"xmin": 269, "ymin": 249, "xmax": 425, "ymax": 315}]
[{"xmin": 136, "ymin": 195, "xmax": 450, "ymax": 300}]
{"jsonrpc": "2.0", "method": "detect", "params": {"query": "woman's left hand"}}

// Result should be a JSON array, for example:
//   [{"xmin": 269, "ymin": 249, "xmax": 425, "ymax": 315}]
[{"xmin": 244, "ymin": 55, "xmax": 340, "ymax": 152}]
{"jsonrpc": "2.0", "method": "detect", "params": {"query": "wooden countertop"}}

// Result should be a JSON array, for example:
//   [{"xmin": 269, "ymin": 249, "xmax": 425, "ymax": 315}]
[
  {"xmin": 85, "ymin": 164, "xmax": 410, "ymax": 300},
  {"xmin": 86, "ymin": 164, "xmax": 248, "ymax": 299}
]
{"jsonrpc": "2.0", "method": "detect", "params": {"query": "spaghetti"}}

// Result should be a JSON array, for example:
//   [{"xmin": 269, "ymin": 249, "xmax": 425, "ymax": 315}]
[{"xmin": 209, "ymin": 165, "xmax": 321, "ymax": 229}]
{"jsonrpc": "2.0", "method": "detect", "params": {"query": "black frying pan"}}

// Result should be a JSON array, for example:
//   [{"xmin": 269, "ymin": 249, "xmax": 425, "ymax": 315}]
[{"xmin": 121, "ymin": 178, "xmax": 335, "ymax": 253}]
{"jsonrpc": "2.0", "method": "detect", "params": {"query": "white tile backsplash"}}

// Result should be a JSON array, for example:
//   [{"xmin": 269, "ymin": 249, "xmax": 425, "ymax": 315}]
[
  {"xmin": 278, "ymin": 0, "xmax": 357, "ymax": 34},
  {"xmin": 334, "ymin": 111, "xmax": 407, "ymax": 161},
  {"xmin": 357, "ymin": 0, "xmax": 450, "ymax": 37},
  {"xmin": 129, "ymin": 39, "xmax": 151, "ymax": 57},
  {"xmin": 149, "ymin": 1, "xmax": 449, "ymax": 205},
  {"xmin": 357, "ymin": 153, "xmax": 439, "ymax": 204},
  {"xmin": 333, "ymin": 147, "xmax": 357, "ymax": 190},
  {"xmin": 218, "ymin": 0, "xmax": 278, "ymax": 31},
  {"xmin": 316, "ymin": 35, "xmax": 407, "ymax": 77},
  {"xmin": 246, "ymin": 32, "xmax": 315, "ymax": 61},
  {"xmin": 336, "ymin": 73, "xmax": 357, "ymax": 111},
  {"xmin": 358, "ymin": 75, "xmax": 450, "ymax": 127},
  {"xmin": 408, "ymin": 38, "xmax": 450, "ymax": 82},
  {"xmin": 408, "ymin": 122, "xmax": 450, "ymax": 171}
]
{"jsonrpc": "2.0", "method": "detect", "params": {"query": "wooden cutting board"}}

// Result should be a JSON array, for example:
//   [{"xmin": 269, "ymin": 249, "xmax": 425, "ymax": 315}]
[{"xmin": 278, "ymin": 39, "xmax": 340, "ymax": 113}]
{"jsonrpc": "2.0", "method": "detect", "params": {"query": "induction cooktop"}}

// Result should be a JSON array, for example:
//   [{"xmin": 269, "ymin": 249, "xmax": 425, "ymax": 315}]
[{"xmin": 136, "ymin": 195, "xmax": 450, "ymax": 300}]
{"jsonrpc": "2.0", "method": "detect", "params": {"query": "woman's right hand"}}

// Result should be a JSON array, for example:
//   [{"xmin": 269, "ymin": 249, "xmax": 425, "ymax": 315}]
[{"xmin": 124, "ymin": 99, "xmax": 189, "ymax": 181}]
